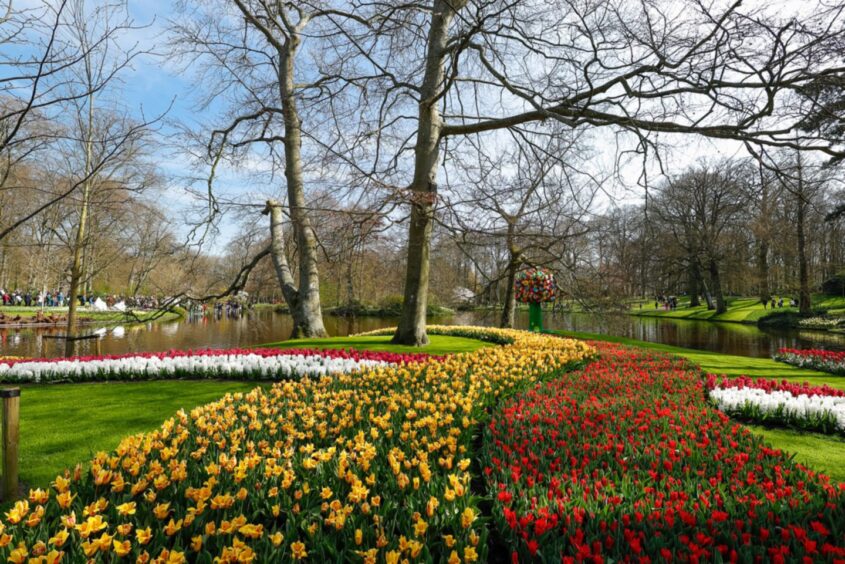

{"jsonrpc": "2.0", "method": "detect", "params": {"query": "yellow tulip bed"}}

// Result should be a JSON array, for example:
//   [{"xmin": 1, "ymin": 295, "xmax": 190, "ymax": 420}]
[{"xmin": 0, "ymin": 327, "xmax": 594, "ymax": 563}]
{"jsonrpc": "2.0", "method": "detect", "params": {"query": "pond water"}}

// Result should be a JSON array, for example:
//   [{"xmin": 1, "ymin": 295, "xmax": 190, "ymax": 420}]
[{"xmin": 0, "ymin": 307, "xmax": 843, "ymax": 359}]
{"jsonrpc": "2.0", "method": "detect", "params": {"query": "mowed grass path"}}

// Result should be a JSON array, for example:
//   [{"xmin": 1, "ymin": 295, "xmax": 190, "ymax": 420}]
[
  {"xmin": 552, "ymin": 329, "xmax": 845, "ymax": 482},
  {"xmin": 16, "ymin": 334, "xmax": 491, "ymax": 488}
]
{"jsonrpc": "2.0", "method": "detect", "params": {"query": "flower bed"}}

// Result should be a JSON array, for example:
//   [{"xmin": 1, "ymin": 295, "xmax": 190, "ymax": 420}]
[
  {"xmin": 0, "ymin": 328, "xmax": 593, "ymax": 562},
  {"xmin": 707, "ymin": 375, "xmax": 845, "ymax": 435},
  {"xmin": 798, "ymin": 317, "xmax": 844, "ymax": 330},
  {"xmin": 0, "ymin": 348, "xmax": 435, "ymax": 384},
  {"xmin": 484, "ymin": 344, "xmax": 845, "ymax": 561},
  {"xmin": 774, "ymin": 348, "xmax": 845, "ymax": 376}
]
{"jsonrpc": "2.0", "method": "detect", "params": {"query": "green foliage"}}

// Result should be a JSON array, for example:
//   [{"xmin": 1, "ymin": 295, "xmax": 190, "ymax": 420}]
[{"xmin": 822, "ymin": 272, "xmax": 845, "ymax": 296}]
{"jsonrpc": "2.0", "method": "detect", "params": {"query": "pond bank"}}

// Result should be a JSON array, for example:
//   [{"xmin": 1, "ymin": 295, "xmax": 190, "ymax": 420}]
[{"xmin": 628, "ymin": 295, "xmax": 845, "ymax": 331}]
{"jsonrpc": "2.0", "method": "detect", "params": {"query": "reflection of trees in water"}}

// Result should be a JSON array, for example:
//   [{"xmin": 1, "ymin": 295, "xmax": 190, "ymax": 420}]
[{"xmin": 2, "ymin": 309, "xmax": 844, "ymax": 358}]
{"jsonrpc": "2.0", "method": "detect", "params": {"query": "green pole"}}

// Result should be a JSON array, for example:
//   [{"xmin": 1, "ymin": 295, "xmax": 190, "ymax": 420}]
[{"xmin": 528, "ymin": 302, "xmax": 543, "ymax": 332}]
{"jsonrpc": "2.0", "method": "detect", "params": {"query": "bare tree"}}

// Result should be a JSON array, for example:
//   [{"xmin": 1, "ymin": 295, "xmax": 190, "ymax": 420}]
[
  {"xmin": 332, "ymin": 0, "xmax": 845, "ymax": 344},
  {"xmin": 59, "ymin": 0, "xmax": 157, "ymax": 355},
  {"xmin": 169, "ymin": 0, "xmax": 380, "ymax": 337},
  {"xmin": 652, "ymin": 162, "xmax": 748, "ymax": 313},
  {"xmin": 445, "ymin": 130, "xmax": 598, "ymax": 327}
]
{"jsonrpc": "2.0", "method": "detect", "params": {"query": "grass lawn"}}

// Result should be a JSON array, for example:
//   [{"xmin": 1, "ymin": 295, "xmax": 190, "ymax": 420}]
[
  {"xmin": 551, "ymin": 329, "xmax": 845, "ymax": 483},
  {"xmin": 18, "ymin": 380, "xmax": 259, "ymax": 487},
  {"xmin": 0, "ymin": 306, "xmax": 180, "ymax": 324},
  {"xmin": 747, "ymin": 426, "xmax": 845, "ymax": 483},
  {"xmin": 630, "ymin": 294, "xmax": 845, "ymax": 324},
  {"xmin": 262, "ymin": 334, "xmax": 492, "ymax": 355}
]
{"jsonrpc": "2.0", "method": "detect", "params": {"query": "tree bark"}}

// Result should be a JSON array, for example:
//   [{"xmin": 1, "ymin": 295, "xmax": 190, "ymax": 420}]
[
  {"xmin": 687, "ymin": 257, "xmax": 701, "ymax": 307},
  {"xmin": 500, "ymin": 256, "xmax": 520, "ymax": 328},
  {"xmin": 275, "ymin": 34, "xmax": 327, "ymax": 339},
  {"xmin": 65, "ymin": 90, "xmax": 95, "ymax": 357},
  {"xmin": 392, "ymin": 0, "xmax": 467, "ymax": 346},
  {"xmin": 757, "ymin": 168, "xmax": 771, "ymax": 304},
  {"xmin": 263, "ymin": 199, "xmax": 326, "ymax": 338},
  {"xmin": 709, "ymin": 257, "xmax": 727, "ymax": 314},
  {"xmin": 795, "ymin": 151, "xmax": 812, "ymax": 315}
]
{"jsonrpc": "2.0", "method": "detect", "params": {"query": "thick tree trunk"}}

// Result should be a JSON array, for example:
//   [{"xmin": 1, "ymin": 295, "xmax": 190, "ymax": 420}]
[
  {"xmin": 687, "ymin": 257, "xmax": 701, "ymax": 307},
  {"xmin": 276, "ymin": 38, "xmax": 327, "ymax": 339},
  {"xmin": 263, "ymin": 200, "xmax": 326, "ymax": 338},
  {"xmin": 757, "ymin": 239, "xmax": 770, "ymax": 303},
  {"xmin": 393, "ymin": 0, "xmax": 467, "ymax": 346},
  {"xmin": 345, "ymin": 254, "xmax": 355, "ymax": 306},
  {"xmin": 709, "ymin": 257, "xmax": 727, "ymax": 314}
]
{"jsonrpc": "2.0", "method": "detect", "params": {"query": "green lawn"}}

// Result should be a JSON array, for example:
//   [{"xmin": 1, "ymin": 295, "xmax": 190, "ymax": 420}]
[
  {"xmin": 630, "ymin": 294, "xmax": 845, "ymax": 324},
  {"xmin": 263, "ymin": 334, "xmax": 492, "ymax": 355},
  {"xmin": 747, "ymin": 426, "xmax": 845, "ymax": 483},
  {"xmin": 18, "ymin": 381, "xmax": 258, "ymax": 487},
  {"xmin": 0, "ymin": 306, "xmax": 179, "ymax": 324},
  {"xmin": 550, "ymin": 329, "xmax": 845, "ymax": 483}
]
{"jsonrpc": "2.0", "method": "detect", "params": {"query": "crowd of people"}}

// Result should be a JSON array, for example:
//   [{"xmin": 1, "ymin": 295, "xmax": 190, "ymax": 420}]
[
  {"xmin": 1, "ymin": 288, "xmax": 69, "ymax": 307},
  {"xmin": 648, "ymin": 293, "xmax": 799, "ymax": 310},
  {"xmin": 761, "ymin": 296, "xmax": 798, "ymax": 309},
  {"xmin": 0, "ymin": 288, "xmax": 168, "ymax": 310},
  {"xmin": 655, "ymin": 294, "xmax": 679, "ymax": 310}
]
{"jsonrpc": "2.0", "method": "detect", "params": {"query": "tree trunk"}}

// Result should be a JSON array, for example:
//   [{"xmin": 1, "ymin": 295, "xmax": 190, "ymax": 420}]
[
  {"xmin": 393, "ymin": 0, "xmax": 467, "ymax": 346},
  {"xmin": 277, "ymin": 37, "xmax": 327, "ymax": 338},
  {"xmin": 795, "ymin": 151, "xmax": 812, "ymax": 315},
  {"xmin": 263, "ymin": 199, "xmax": 326, "ymax": 338},
  {"xmin": 757, "ymin": 168, "xmax": 771, "ymax": 303},
  {"xmin": 687, "ymin": 257, "xmax": 701, "ymax": 307},
  {"xmin": 709, "ymin": 257, "xmax": 727, "ymax": 314},
  {"xmin": 345, "ymin": 253, "xmax": 355, "ymax": 306},
  {"xmin": 500, "ymin": 256, "xmax": 519, "ymax": 328},
  {"xmin": 65, "ymin": 91, "xmax": 95, "ymax": 357}
]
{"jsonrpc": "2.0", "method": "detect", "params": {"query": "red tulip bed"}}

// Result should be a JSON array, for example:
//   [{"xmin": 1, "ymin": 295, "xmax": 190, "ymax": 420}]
[
  {"xmin": 483, "ymin": 344, "xmax": 845, "ymax": 562},
  {"xmin": 774, "ymin": 348, "xmax": 845, "ymax": 376}
]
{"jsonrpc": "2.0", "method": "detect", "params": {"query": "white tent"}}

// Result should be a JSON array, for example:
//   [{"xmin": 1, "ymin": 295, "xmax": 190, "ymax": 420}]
[
  {"xmin": 112, "ymin": 301, "xmax": 126, "ymax": 312},
  {"xmin": 91, "ymin": 297, "xmax": 108, "ymax": 311}
]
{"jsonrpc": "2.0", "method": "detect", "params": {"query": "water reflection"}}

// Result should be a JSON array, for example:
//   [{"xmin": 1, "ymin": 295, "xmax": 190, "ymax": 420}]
[
  {"xmin": 0, "ymin": 307, "xmax": 842, "ymax": 359},
  {"xmin": 463, "ymin": 310, "xmax": 845, "ymax": 357}
]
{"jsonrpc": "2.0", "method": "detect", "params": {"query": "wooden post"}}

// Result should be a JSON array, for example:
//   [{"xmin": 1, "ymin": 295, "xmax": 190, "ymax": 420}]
[
  {"xmin": 1, "ymin": 388, "xmax": 19, "ymax": 501},
  {"xmin": 95, "ymin": 337, "xmax": 102, "ymax": 356}
]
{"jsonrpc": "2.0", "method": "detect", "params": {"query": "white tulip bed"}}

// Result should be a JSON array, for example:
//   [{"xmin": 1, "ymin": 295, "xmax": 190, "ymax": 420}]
[
  {"xmin": 0, "ymin": 348, "xmax": 431, "ymax": 384},
  {"xmin": 707, "ymin": 375, "xmax": 845, "ymax": 435}
]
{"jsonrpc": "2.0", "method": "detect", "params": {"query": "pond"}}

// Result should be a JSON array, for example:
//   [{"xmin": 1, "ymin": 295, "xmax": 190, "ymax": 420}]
[{"xmin": 0, "ymin": 307, "xmax": 843, "ymax": 359}]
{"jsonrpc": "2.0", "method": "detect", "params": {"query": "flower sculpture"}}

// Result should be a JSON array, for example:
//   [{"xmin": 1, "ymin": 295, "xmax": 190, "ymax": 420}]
[{"xmin": 515, "ymin": 267, "xmax": 557, "ymax": 331}]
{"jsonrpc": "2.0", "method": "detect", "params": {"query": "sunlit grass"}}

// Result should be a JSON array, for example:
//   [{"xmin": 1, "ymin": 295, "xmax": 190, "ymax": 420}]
[
  {"xmin": 262, "ymin": 334, "xmax": 492, "ymax": 355},
  {"xmin": 747, "ymin": 425, "xmax": 845, "ymax": 483},
  {"xmin": 18, "ymin": 380, "xmax": 260, "ymax": 487}
]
